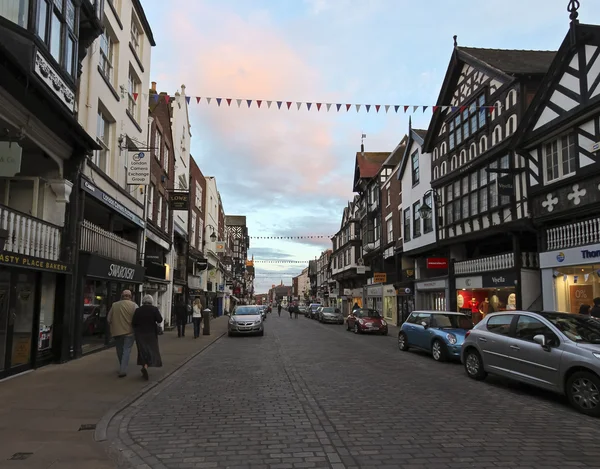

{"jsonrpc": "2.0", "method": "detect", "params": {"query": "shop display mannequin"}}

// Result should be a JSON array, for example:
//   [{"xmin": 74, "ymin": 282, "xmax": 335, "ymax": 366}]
[{"xmin": 507, "ymin": 293, "xmax": 517, "ymax": 310}]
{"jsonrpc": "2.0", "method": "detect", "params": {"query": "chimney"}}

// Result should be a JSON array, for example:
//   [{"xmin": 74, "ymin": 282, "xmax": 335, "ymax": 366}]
[{"xmin": 151, "ymin": 81, "xmax": 157, "ymax": 92}]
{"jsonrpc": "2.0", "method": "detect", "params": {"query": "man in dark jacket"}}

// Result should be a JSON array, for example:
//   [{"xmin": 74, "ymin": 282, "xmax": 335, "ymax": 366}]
[
  {"xmin": 590, "ymin": 298, "xmax": 600, "ymax": 318},
  {"xmin": 174, "ymin": 300, "xmax": 188, "ymax": 337}
]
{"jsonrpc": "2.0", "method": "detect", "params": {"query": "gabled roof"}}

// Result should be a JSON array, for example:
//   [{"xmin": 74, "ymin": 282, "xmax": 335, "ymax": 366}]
[
  {"xmin": 423, "ymin": 43, "xmax": 556, "ymax": 152},
  {"xmin": 397, "ymin": 128, "xmax": 427, "ymax": 181},
  {"xmin": 383, "ymin": 135, "xmax": 407, "ymax": 167},
  {"xmin": 353, "ymin": 151, "xmax": 390, "ymax": 192}
]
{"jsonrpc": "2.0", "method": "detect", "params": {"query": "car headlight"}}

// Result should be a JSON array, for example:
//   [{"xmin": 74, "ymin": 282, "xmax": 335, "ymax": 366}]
[
  {"xmin": 228, "ymin": 318, "xmax": 236, "ymax": 324},
  {"xmin": 254, "ymin": 320, "xmax": 262, "ymax": 325},
  {"xmin": 446, "ymin": 333, "xmax": 457, "ymax": 345},
  {"xmin": 381, "ymin": 320, "xmax": 387, "ymax": 326},
  {"xmin": 593, "ymin": 352, "xmax": 600, "ymax": 359}
]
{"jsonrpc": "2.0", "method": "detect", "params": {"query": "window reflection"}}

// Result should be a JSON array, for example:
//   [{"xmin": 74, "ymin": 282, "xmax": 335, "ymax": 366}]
[{"xmin": 0, "ymin": 0, "xmax": 29, "ymax": 28}]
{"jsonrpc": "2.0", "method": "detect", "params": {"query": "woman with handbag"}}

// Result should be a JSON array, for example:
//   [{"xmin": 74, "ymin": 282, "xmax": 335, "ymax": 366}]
[
  {"xmin": 192, "ymin": 298, "xmax": 203, "ymax": 338},
  {"xmin": 132, "ymin": 295, "xmax": 163, "ymax": 380}
]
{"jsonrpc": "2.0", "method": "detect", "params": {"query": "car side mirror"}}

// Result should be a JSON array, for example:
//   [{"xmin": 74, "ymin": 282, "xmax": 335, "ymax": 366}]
[
  {"xmin": 533, "ymin": 334, "xmax": 550, "ymax": 350},
  {"xmin": 421, "ymin": 321, "xmax": 428, "ymax": 329}
]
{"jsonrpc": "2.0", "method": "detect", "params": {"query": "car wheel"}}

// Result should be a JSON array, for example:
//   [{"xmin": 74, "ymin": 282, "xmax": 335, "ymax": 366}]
[
  {"xmin": 431, "ymin": 339, "xmax": 447, "ymax": 362},
  {"xmin": 566, "ymin": 371, "xmax": 600, "ymax": 417},
  {"xmin": 258, "ymin": 329, "xmax": 264, "ymax": 337},
  {"xmin": 346, "ymin": 321, "xmax": 351, "ymax": 331},
  {"xmin": 398, "ymin": 332, "xmax": 409, "ymax": 351},
  {"xmin": 353, "ymin": 323, "xmax": 360, "ymax": 334},
  {"xmin": 464, "ymin": 348, "xmax": 487, "ymax": 380},
  {"xmin": 228, "ymin": 331, "xmax": 233, "ymax": 337}
]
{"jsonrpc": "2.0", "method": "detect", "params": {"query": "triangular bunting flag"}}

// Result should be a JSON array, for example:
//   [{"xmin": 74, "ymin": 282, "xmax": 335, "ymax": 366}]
[
  {"xmin": 216, "ymin": 98, "xmax": 222, "ymax": 106},
  {"xmin": 196, "ymin": 96, "xmax": 201, "ymax": 104},
  {"xmin": 413, "ymin": 105, "xmax": 418, "ymax": 112},
  {"xmin": 133, "ymin": 93, "xmax": 138, "ymax": 101},
  {"xmin": 267, "ymin": 101, "xmax": 272, "ymax": 108},
  {"xmin": 206, "ymin": 97, "xmax": 212, "ymax": 105},
  {"xmin": 153, "ymin": 94, "xmax": 159, "ymax": 103},
  {"xmin": 257, "ymin": 100, "xmax": 262, "ymax": 108},
  {"xmin": 355, "ymin": 104, "xmax": 361, "ymax": 112},
  {"xmin": 306, "ymin": 103, "xmax": 312, "ymax": 111},
  {"xmin": 433, "ymin": 106, "xmax": 439, "ymax": 113},
  {"xmin": 164, "ymin": 94, "xmax": 170, "ymax": 104},
  {"xmin": 236, "ymin": 99, "xmax": 242, "ymax": 108},
  {"xmin": 226, "ymin": 98, "xmax": 232, "ymax": 106},
  {"xmin": 385, "ymin": 105, "xmax": 390, "ymax": 113},
  {"xmin": 394, "ymin": 105, "xmax": 400, "ymax": 113},
  {"xmin": 296, "ymin": 102, "xmax": 302, "ymax": 110},
  {"xmin": 423, "ymin": 106, "xmax": 428, "ymax": 112},
  {"xmin": 365, "ymin": 104, "xmax": 371, "ymax": 113},
  {"xmin": 404, "ymin": 106, "xmax": 409, "ymax": 113},
  {"xmin": 326, "ymin": 103, "xmax": 332, "ymax": 111},
  {"xmin": 247, "ymin": 99, "xmax": 252, "ymax": 108},
  {"xmin": 277, "ymin": 101, "xmax": 282, "ymax": 109},
  {"xmin": 346, "ymin": 104, "xmax": 351, "ymax": 111},
  {"xmin": 375, "ymin": 105, "xmax": 380, "ymax": 113},
  {"xmin": 336, "ymin": 104, "xmax": 342, "ymax": 112},
  {"xmin": 460, "ymin": 106, "xmax": 467, "ymax": 112},
  {"xmin": 316, "ymin": 103, "xmax": 322, "ymax": 111},
  {"xmin": 286, "ymin": 101, "xmax": 292, "ymax": 109},
  {"xmin": 451, "ymin": 106, "xmax": 458, "ymax": 112},
  {"xmin": 185, "ymin": 96, "xmax": 190, "ymax": 104}
]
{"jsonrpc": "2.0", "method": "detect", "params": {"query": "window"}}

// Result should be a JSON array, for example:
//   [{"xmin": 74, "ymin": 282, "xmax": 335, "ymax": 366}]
[
  {"xmin": 195, "ymin": 182, "xmax": 202, "ymax": 209},
  {"xmin": 154, "ymin": 130, "xmax": 163, "ymax": 165},
  {"xmin": 387, "ymin": 219, "xmax": 393, "ymax": 244},
  {"xmin": 164, "ymin": 202, "xmax": 169, "ymax": 230},
  {"xmin": 403, "ymin": 208, "xmax": 411, "ymax": 242},
  {"xmin": 515, "ymin": 316, "xmax": 557, "ymax": 343},
  {"xmin": 478, "ymin": 95, "xmax": 486, "ymax": 128},
  {"xmin": 157, "ymin": 196, "xmax": 163, "ymax": 228},
  {"xmin": 506, "ymin": 114, "xmax": 517, "ymax": 136},
  {"xmin": 470, "ymin": 191, "xmax": 478, "ymax": 216},
  {"xmin": 2, "ymin": 0, "xmax": 29, "ymax": 27},
  {"xmin": 423, "ymin": 193, "xmax": 433, "ymax": 233},
  {"xmin": 147, "ymin": 184, "xmax": 155, "ymax": 221},
  {"xmin": 130, "ymin": 16, "xmax": 141, "ymax": 55},
  {"xmin": 449, "ymin": 121, "xmax": 455, "ymax": 150},
  {"xmin": 412, "ymin": 201, "xmax": 421, "ymax": 238},
  {"xmin": 479, "ymin": 136, "xmax": 488, "ymax": 154},
  {"xmin": 433, "ymin": 148, "xmax": 439, "ymax": 160},
  {"xmin": 469, "ymin": 143, "xmax": 477, "ymax": 161},
  {"xmin": 191, "ymin": 212, "xmax": 197, "ymax": 248},
  {"xmin": 35, "ymin": 0, "xmax": 78, "ymax": 76},
  {"xmin": 386, "ymin": 189, "xmax": 390, "ymax": 207},
  {"xmin": 451, "ymin": 155, "xmax": 457, "ymax": 170},
  {"xmin": 493, "ymin": 125, "xmax": 502, "ymax": 145},
  {"xmin": 94, "ymin": 109, "xmax": 110, "ymax": 171},
  {"xmin": 127, "ymin": 68, "xmax": 140, "ymax": 120},
  {"xmin": 441, "ymin": 161, "xmax": 447, "ymax": 176},
  {"xmin": 459, "ymin": 150, "xmax": 467, "ymax": 166},
  {"xmin": 373, "ymin": 216, "xmax": 380, "ymax": 241},
  {"xmin": 411, "ymin": 150, "xmax": 420, "ymax": 185},
  {"xmin": 99, "ymin": 27, "xmax": 115, "ymax": 84},
  {"xmin": 447, "ymin": 94, "xmax": 486, "ymax": 151},
  {"xmin": 197, "ymin": 218, "xmax": 203, "ymax": 246},
  {"xmin": 543, "ymin": 134, "xmax": 576, "ymax": 183},
  {"xmin": 433, "ymin": 166, "xmax": 439, "ymax": 180},
  {"xmin": 505, "ymin": 89, "xmax": 517, "ymax": 109},
  {"xmin": 486, "ymin": 314, "xmax": 513, "ymax": 335},
  {"xmin": 164, "ymin": 146, "xmax": 169, "ymax": 174}
]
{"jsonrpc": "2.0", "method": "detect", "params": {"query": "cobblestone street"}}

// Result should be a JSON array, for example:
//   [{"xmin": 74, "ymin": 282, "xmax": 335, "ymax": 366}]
[{"xmin": 108, "ymin": 315, "xmax": 600, "ymax": 469}]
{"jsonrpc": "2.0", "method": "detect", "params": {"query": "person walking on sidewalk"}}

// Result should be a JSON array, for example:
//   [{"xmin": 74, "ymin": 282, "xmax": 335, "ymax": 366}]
[
  {"xmin": 107, "ymin": 289, "xmax": 137, "ymax": 378},
  {"xmin": 175, "ymin": 299, "xmax": 187, "ymax": 337},
  {"xmin": 192, "ymin": 299, "xmax": 202, "ymax": 339},
  {"xmin": 277, "ymin": 303, "xmax": 282, "ymax": 317},
  {"xmin": 132, "ymin": 295, "xmax": 163, "ymax": 381}
]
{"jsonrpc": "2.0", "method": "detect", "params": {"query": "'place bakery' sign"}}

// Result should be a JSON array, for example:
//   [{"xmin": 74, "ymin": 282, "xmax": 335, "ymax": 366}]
[{"xmin": 0, "ymin": 253, "xmax": 71, "ymax": 273}]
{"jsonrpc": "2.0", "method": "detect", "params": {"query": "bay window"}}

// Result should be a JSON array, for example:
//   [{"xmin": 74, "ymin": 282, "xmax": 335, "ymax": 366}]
[
  {"xmin": 1, "ymin": 0, "xmax": 28, "ymax": 28},
  {"xmin": 36, "ymin": 0, "xmax": 78, "ymax": 77},
  {"xmin": 447, "ymin": 94, "xmax": 487, "ymax": 151}
]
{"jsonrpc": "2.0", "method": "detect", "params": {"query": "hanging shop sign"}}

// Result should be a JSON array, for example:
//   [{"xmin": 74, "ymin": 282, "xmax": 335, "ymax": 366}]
[
  {"xmin": 482, "ymin": 271, "xmax": 517, "ymax": 288},
  {"xmin": 81, "ymin": 179, "xmax": 145, "ymax": 228},
  {"xmin": 373, "ymin": 272, "xmax": 387, "ymax": 283},
  {"xmin": 0, "ymin": 252, "xmax": 71, "ymax": 273},
  {"xmin": 497, "ymin": 175, "xmax": 514, "ymax": 197},
  {"xmin": 456, "ymin": 276, "xmax": 483, "ymax": 290},
  {"xmin": 0, "ymin": 142, "xmax": 22, "ymax": 177},
  {"xmin": 402, "ymin": 269, "xmax": 415, "ymax": 279},
  {"xmin": 126, "ymin": 151, "xmax": 150, "ymax": 185},
  {"xmin": 196, "ymin": 259, "xmax": 208, "ymax": 271},
  {"xmin": 356, "ymin": 266, "xmax": 366, "ymax": 275},
  {"xmin": 169, "ymin": 191, "xmax": 189, "ymax": 210},
  {"xmin": 80, "ymin": 253, "xmax": 145, "ymax": 283},
  {"xmin": 427, "ymin": 258, "xmax": 448, "ymax": 269}
]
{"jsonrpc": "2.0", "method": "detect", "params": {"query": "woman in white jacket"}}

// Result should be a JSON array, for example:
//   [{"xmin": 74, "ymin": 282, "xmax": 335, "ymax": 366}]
[{"xmin": 192, "ymin": 299, "xmax": 202, "ymax": 338}]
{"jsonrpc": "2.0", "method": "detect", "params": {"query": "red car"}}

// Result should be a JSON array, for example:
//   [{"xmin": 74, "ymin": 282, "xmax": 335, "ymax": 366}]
[{"xmin": 346, "ymin": 308, "xmax": 388, "ymax": 335}]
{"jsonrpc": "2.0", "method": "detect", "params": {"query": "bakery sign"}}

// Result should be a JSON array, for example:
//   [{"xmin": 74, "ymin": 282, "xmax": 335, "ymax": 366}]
[{"xmin": 0, "ymin": 252, "xmax": 71, "ymax": 273}]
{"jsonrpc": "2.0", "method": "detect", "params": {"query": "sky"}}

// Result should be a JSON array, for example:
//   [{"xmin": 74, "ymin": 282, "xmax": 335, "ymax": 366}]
[{"xmin": 142, "ymin": 0, "xmax": 600, "ymax": 294}]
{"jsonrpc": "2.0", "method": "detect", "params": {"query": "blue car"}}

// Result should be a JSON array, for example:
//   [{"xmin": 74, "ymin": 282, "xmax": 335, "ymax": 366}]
[{"xmin": 398, "ymin": 311, "xmax": 473, "ymax": 362}]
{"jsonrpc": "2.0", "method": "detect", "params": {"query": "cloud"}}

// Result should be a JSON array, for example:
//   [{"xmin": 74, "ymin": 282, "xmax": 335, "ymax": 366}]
[{"xmin": 247, "ymin": 247, "xmax": 294, "ymax": 260}]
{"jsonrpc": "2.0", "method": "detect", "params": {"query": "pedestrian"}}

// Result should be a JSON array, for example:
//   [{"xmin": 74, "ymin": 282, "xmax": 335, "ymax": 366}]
[
  {"xmin": 591, "ymin": 298, "xmax": 600, "ymax": 318},
  {"xmin": 289, "ymin": 305, "xmax": 293, "ymax": 318},
  {"xmin": 132, "ymin": 295, "xmax": 163, "ymax": 381},
  {"xmin": 294, "ymin": 305, "xmax": 299, "ymax": 319},
  {"xmin": 277, "ymin": 303, "xmax": 282, "ymax": 317},
  {"xmin": 174, "ymin": 299, "xmax": 187, "ymax": 337},
  {"xmin": 579, "ymin": 304, "xmax": 591, "ymax": 315},
  {"xmin": 192, "ymin": 298, "xmax": 202, "ymax": 339},
  {"xmin": 107, "ymin": 289, "xmax": 138, "ymax": 378}
]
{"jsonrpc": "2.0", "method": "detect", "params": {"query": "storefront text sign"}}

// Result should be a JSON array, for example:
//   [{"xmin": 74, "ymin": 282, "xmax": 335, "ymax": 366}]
[
  {"xmin": 81, "ymin": 179, "xmax": 145, "ymax": 228},
  {"xmin": 356, "ymin": 266, "xmax": 366, "ymax": 274},
  {"xmin": 497, "ymin": 175, "xmax": 514, "ymax": 197},
  {"xmin": 126, "ymin": 151, "xmax": 150, "ymax": 185},
  {"xmin": 0, "ymin": 252, "xmax": 71, "ymax": 273},
  {"xmin": 81, "ymin": 253, "xmax": 145, "ymax": 283},
  {"xmin": 373, "ymin": 272, "xmax": 387, "ymax": 284},
  {"xmin": 540, "ymin": 243, "xmax": 600, "ymax": 268},
  {"xmin": 170, "ymin": 191, "xmax": 189, "ymax": 210},
  {"xmin": 0, "ymin": 142, "xmax": 22, "ymax": 177},
  {"xmin": 456, "ymin": 276, "xmax": 483, "ymax": 289},
  {"xmin": 427, "ymin": 258, "xmax": 448, "ymax": 269},
  {"xmin": 367, "ymin": 285, "xmax": 383, "ymax": 297},
  {"xmin": 569, "ymin": 285, "xmax": 593, "ymax": 314},
  {"xmin": 482, "ymin": 271, "xmax": 517, "ymax": 288},
  {"xmin": 383, "ymin": 286, "xmax": 396, "ymax": 296},
  {"xmin": 416, "ymin": 279, "xmax": 447, "ymax": 291}
]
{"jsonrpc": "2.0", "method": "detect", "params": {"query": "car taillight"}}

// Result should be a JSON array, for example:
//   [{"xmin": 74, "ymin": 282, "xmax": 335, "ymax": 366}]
[{"xmin": 465, "ymin": 330, "xmax": 471, "ymax": 338}]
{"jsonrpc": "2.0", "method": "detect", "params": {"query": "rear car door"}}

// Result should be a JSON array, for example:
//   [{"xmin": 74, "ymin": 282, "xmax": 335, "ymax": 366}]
[{"xmin": 479, "ymin": 314, "xmax": 516, "ymax": 376}]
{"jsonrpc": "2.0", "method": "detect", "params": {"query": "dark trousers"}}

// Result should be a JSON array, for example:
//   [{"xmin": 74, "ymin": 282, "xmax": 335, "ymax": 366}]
[
  {"xmin": 177, "ymin": 318, "xmax": 186, "ymax": 337},
  {"xmin": 193, "ymin": 317, "xmax": 202, "ymax": 338}
]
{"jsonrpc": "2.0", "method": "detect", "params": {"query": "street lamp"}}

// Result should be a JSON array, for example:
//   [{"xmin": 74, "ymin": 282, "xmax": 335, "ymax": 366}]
[
  {"xmin": 205, "ymin": 224, "xmax": 217, "ymax": 242},
  {"xmin": 418, "ymin": 189, "xmax": 441, "ymax": 219}
]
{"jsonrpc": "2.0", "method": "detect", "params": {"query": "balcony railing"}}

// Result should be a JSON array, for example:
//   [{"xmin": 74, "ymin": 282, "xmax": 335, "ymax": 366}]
[
  {"xmin": 454, "ymin": 252, "xmax": 539, "ymax": 275},
  {"xmin": 80, "ymin": 220, "xmax": 137, "ymax": 264},
  {"xmin": 0, "ymin": 204, "xmax": 62, "ymax": 260},
  {"xmin": 546, "ymin": 217, "xmax": 600, "ymax": 251}
]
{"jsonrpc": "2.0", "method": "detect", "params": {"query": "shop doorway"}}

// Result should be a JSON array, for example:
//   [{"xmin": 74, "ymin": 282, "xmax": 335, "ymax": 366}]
[
  {"xmin": 0, "ymin": 270, "xmax": 38, "ymax": 377},
  {"xmin": 397, "ymin": 295, "xmax": 414, "ymax": 325}
]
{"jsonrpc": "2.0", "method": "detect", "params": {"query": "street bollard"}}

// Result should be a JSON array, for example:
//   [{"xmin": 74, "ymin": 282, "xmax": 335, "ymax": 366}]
[{"xmin": 202, "ymin": 308, "xmax": 211, "ymax": 335}]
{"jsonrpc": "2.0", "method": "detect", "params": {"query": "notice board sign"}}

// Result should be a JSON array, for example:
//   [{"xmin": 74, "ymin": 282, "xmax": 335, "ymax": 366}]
[{"xmin": 569, "ymin": 284, "xmax": 593, "ymax": 314}]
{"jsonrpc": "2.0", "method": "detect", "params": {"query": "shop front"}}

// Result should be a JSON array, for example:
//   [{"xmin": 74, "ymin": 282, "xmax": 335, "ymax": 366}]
[
  {"xmin": 415, "ymin": 278, "xmax": 448, "ymax": 311},
  {"xmin": 143, "ymin": 250, "xmax": 170, "ymax": 322},
  {"xmin": 364, "ymin": 285, "xmax": 383, "ymax": 312},
  {"xmin": 455, "ymin": 273, "xmax": 517, "ymax": 325},
  {"xmin": 540, "ymin": 244, "xmax": 600, "ymax": 313},
  {"xmin": 76, "ymin": 253, "xmax": 145, "ymax": 356},
  {"xmin": 350, "ymin": 288, "xmax": 363, "ymax": 312},
  {"xmin": 382, "ymin": 285, "xmax": 397, "ymax": 325},
  {"xmin": 0, "ymin": 253, "xmax": 71, "ymax": 379}
]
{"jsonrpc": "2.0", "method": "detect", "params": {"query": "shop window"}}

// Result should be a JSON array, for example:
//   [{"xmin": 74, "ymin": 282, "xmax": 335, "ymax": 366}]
[
  {"xmin": 38, "ymin": 272, "xmax": 57, "ymax": 352},
  {"xmin": 553, "ymin": 265, "xmax": 600, "ymax": 313},
  {"xmin": 486, "ymin": 314, "xmax": 513, "ymax": 335}
]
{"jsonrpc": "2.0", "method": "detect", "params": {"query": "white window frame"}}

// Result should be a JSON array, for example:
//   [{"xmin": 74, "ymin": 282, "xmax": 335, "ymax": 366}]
[
  {"xmin": 99, "ymin": 26, "xmax": 114, "ymax": 85},
  {"xmin": 543, "ymin": 133, "xmax": 576, "ymax": 184},
  {"xmin": 127, "ymin": 67, "xmax": 140, "ymax": 120},
  {"xmin": 147, "ymin": 184, "xmax": 155, "ymax": 221},
  {"xmin": 191, "ymin": 212, "xmax": 197, "ymax": 248},
  {"xmin": 130, "ymin": 15, "xmax": 141, "ymax": 55},
  {"xmin": 157, "ymin": 196, "xmax": 163, "ymax": 228},
  {"xmin": 94, "ymin": 109, "xmax": 110, "ymax": 172},
  {"xmin": 195, "ymin": 182, "xmax": 202, "ymax": 209},
  {"xmin": 387, "ymin": 218, "xmax": 393, "ymax": 244}
]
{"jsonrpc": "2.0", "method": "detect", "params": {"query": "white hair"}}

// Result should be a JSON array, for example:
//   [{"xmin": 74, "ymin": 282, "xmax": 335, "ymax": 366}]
[{"xmin": 142, "ymin": 295, "xmax": 154, "ymax": 305}]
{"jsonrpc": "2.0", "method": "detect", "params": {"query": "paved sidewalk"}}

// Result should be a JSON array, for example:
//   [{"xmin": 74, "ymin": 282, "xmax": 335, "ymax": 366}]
[{"xmin": 0, "ymin": 316, "xmax": 229, "ymax": 469}]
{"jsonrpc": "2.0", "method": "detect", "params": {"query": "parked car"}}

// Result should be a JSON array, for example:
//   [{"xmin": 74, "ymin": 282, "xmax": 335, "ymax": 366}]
[
  {"xmin": 298, "ymin": 306, "xmax": 308, "ymax": 316},
  {"xmin": 462, "ymin": 311, "xmax": 600, "ymax": 417},
  {"xmin": 258, "ymin": 306, "xmax": 267, "ymax": 321},
  {"xmin": 346, "ymin": 308, "xmax": 388, "ymax": 335},
  {"xmin": 309, "ymin": 303, "xmax": 321, "ymax": 319},
  {"xmin": 398, "ymin": 311, "xmax": 473, "ymax": 361},
  {"xmin": 303, "ymin": 306, "xmax": 312, "ymax": 317},
  {"xmin": 228, "ymin": 306, "xmax": 264, "ymax": 337},
  {"xmin": 318, "ymin": 307, "xmax": 344, "ymax": 324}
]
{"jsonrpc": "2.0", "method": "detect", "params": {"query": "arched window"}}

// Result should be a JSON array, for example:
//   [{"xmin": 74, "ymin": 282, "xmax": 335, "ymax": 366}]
[
  {"xmin": 479, "ymin": 135, "xmax": 488, "ymax": 154},
  {"xmin": 491, "ymin": 100, "xmax": 502, "ymax": 120},
  {"xmin": 441, "ymin": 161, "xmax": 447, "ymax": 176},
  {"xmin": 459, "ymin": 150, "xmax": 467, "ymax": 165},
  {"xmin": 440, "ymin": 142, "xmax": 447, "ymax": 156},
  {"xmin": 492, "ymin": 125, "xmax": 502, "ymax": 145},
  {"xmin": 505, "ymin": 89, "xmax": 517, "ymax": 109},
  {"xmin": 469, "ymin": 143, "xmax": 477, "ymax": 160},
  {"xmin": 451, "ymin": 155, "xmax": 458, "ymax": 170},
  {"xmin": 433, "ymin": 148, "xmax": 439, "ymax": 160},
  {"xmin": 506, "ymin": 114, "xmax": 518, "ymax": 136},
  {"xmin": 433, "ymin": 165, "xmax": 439, "ymax": 180}
]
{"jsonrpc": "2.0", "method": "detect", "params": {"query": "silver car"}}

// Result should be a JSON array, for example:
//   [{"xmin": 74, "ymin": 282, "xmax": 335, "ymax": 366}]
[
  {"xmin": 461, "ymin": 311, "xmax": 600, "ymax": 417},
  {"xmin": 319, "ymin": 307, "xmax": 344, "ymax": 324},
  {"xmin": 228, "ymin": 305, "xmax": 264, "ymax": 337}
]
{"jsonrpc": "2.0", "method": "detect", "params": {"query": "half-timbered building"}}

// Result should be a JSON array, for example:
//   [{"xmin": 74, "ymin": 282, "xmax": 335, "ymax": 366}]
[
  {"xmin": 516, "ymin": 4, "xmax": 600, "ymax": 313},
  {"xmin": 422, "ymin": 40, "xmax": 555, "ymax": 315}
]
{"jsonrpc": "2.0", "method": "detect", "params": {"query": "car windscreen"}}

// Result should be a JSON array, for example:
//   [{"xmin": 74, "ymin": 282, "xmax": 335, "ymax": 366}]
[
  {"xmin": 234, "ymin": 307, "xmax": 260, "ymax": 315},
  {"xmin": 540, "ymin": 312, "xmax": 600, "ymax": 344},
  {"xmin": 358, "ymin": 309, "xmax": 381, "ymax": 318},
  {"xmin": 322, "ymin": 307, "xmax": 335, "ymax": 313},
  {"xmin": 433, "ymin": 314, "xmax": 473, "ymax": 330}
]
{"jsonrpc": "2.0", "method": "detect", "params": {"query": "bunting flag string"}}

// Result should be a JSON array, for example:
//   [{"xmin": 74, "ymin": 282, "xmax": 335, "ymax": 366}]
[
  {"xmin": 250, "ymin": 235, "xmax": 332, "ymax": 239},
  {"xmin": 253, "ymin": 260, "xmax": 312, "ymax": 264},
  {"xmin": 138, "ymin": 92, "xmax": 502, "ymax": 115}
]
